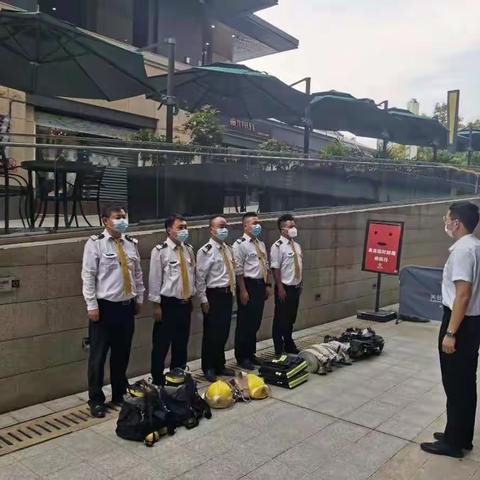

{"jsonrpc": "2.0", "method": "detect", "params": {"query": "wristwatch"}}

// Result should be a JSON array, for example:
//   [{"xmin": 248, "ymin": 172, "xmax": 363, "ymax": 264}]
[{"xmin": 445, "ymin": 330, "xmax": 456, "ymax": 338}]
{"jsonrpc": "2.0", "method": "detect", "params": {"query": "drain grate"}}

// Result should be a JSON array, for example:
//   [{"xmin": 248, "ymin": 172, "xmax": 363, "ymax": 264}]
[
  {"xmin": 0, "ymin": 403, "xmax": 121, "ymax": 457},
  {"xmin": 0, "ymin": 329, "xmax": 344, "ymax": 456}
]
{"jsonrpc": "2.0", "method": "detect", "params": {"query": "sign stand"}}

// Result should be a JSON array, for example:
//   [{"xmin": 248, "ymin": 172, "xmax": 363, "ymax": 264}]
[
  {"xmin": 357, "ymin": 272, "xmax": 397, "ymax": 322},
  {"xmin": 357, "ymin": 220, "xmax": 405, "ymax": 322}
]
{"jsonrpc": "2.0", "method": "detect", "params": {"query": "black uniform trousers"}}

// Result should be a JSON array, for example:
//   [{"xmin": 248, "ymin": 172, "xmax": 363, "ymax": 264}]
[
  {"xmin": 151, "ymin": 296, "xmax": 192, "ymax": 385},
  {"xmin": 235, "ymin": 277, "xmax": 266, "ymax": 363},
  {"xmin": 272, "ymin": 284, "xmax": 301, "ymax": 355},
  {"xmin": 201, "ymin": 287, "xmax": 233, "ymax": 373},
  {"xmin": 88, "ymin": 299, "xmax": 135, "ymax": 407},
  {"xmin": 439, "ymin": 306, "xmax": 480, "ymax": 449}
]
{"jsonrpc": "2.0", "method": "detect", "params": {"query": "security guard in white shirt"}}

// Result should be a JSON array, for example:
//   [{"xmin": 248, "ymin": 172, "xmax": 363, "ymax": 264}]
[
  {"xmin": 233, "ymin": 212, "xmax": 271, "ymax": 371},
  {"xmin": 270, "ymin": 214, "xmax": 303, "ymax": 356},
  {"xmin": 196, "ymin": 216, "xmax": 236, "ymax": 382},
  {"xmin": 81, "ymin": 205, "xmax": 145, "ymax": 418},
  {"xmin": 149, "ymin": 214, "xmax": 196, "ymax": 385},
  {"xmin": 421, "ymin": 201, "xmax": 480, "ymax": 459}
]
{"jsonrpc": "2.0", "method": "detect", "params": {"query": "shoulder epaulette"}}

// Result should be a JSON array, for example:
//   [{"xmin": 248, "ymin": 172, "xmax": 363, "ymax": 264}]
[
  {"xmin": 202, "ymin": 243, "xmax": 213, "ymax": 254},
  {"xmin": 155, "ymin": 242, "xmax": 168, "ymax": 250},
  {"xmin": 275, "ymin": 239, "xmax": 283, "ymax": 247},
  {"xmin": 125, "ymin": 235, "xmax": 138, "ymax": 244},
  {"xmin": 90, "ymin": 233, "xmax": 104, "ymax": 241},
  {"xmin": 236, "ymin": 237, "xmax": 246, "ymax": 244}
]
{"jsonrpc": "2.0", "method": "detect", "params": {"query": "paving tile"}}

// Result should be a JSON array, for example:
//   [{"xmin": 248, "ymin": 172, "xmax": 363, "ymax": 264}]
[
  {"xmin": 305, "ymin": 420, "xmax": 370, "ymax": 452},
  {"xmin": 45, "ymin": 463, "xmax": 109, "ymax": 480},
  {"xmin": 212, "ymin": 442, "xmax": 271, "ymax": 475},
  {"xmin": 20, "ymin": 447, "xmax": 83, "ymax": 477},
  {"xmin": 116, "ymin": 462, "xmax": 174, "ymax": 480},
  {"xmin": 0, "ymin": 462, "xmax": 40, "ymax": 479},
  {"xmin": 247, "ymin": 458, "xmax": 310, "ymax": 480},
  {"xmin": 53, "ymin": 430, "xmax": 117, "ymax": 460},
  {"xmin": 412, "ymin": 454, "xmax": 479, "ymax": 480},
  {"xmin": 149, "ymin": 446, "xmax": 208, "ymax": 477},
  {"xmin": 343, "ymin": 399, "xmax": 400, "ymax": 428},
  {"xmin": 88, "ymin": 446, "xmax": 143, "ymax": 477},
  {"xmin": 276, "ymin": 441, "xmax": 329, "ymax": 473},
  {"xmin": 9, "ymin": 404, "xmax": 54, "ymax": 422},
  {"xmin": 0, "ymin": 413, "xmax": 17, "ymax": 429},
  {"xmin": 176, "ymin": 458, "xmax": 244, "ymax": 480},
  {"xmin": 42, "ymin": 394, "xmax": 85, "ymax": 412}
]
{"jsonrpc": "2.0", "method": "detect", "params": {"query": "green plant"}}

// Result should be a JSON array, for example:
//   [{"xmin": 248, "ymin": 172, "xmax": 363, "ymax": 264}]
[
  {"xmin": 128, "ymin": 129, "xmax": 166, "ymax": 143},
  {"xmin": 183, "ymin": 106, "xmax": 224, "ymax": 146},
  {"xmin": 319, "ymin": 140, "xmax": 351, "ymax": 158}
]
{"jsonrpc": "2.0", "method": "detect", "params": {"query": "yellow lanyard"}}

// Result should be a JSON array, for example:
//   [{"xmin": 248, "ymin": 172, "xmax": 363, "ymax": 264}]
[
  {"xmin": 177, "ymin": 245, "xmax": 190, "ymax": 299},
  {"xmin": 220, "ymin": 244, "xmax": 236, "ymax": 295},
  {"xmin": 290, "ymin": 240, "xmax": 301, "ymax": 281},
  {"xmin": 253, "ymin": 239, "xmax": 268, "ymax": 283},
  {"xmin": 114, "ymin": 239, "xmax": 133, "ymax": 296}
]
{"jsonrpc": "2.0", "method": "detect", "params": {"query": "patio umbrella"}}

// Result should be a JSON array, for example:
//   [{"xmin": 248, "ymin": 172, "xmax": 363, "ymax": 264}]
[
  {"xmin": 148, "ymin": 63, "xmax": 307, "ymax": 123},
  {"xmin": 309, "ymin": 91, "xmax": 390, "ymax": 139},
  {"xmin": 457, "ymin": 128, "xmax": 480, "ymax": 152},
  {"xmin": 0, "ymin": 10, "xmax": 151, "ymax": 100},
  {"xmin": 386, "ymin": 108, "xmax": 448, "ymax": 148}
]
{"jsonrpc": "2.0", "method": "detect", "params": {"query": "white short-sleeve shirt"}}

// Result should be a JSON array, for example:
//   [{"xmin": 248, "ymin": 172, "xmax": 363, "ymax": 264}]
[{"xmin": 442, "ymin": 234, "xmax": 480, "ymax": 315}]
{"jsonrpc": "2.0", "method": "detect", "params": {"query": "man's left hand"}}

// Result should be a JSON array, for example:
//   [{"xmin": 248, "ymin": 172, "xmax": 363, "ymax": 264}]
[{"xmin": 442, "ymin": 335, "xmax": 456, "ymax": 354}]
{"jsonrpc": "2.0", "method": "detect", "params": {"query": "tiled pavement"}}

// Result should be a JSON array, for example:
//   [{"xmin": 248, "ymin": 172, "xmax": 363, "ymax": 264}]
[{"xmin": 1, "ymin": 316, "xmax": 480, "ymax": 480}]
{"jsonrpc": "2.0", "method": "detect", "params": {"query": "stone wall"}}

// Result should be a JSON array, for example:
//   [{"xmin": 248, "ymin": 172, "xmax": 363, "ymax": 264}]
[{"xmin": 0, "ymin": 199, "xmax": 471, "ymax": 413}]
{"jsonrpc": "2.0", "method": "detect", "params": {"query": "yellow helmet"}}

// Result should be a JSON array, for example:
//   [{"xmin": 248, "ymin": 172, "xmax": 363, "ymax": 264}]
[
  {"xmin": 246, "ymin": 374, "xmax": 270, "ymax": 400},
  {"xmin": 205, "ymin": 380, "xmax": 234, "ymax": 409}
]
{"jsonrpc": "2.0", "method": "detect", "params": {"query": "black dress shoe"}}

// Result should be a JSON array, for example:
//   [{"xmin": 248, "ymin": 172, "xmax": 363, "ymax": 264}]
[
  {"xmin": 420, "ymin": 440, "xmax": 463, "ymax": 458},
  {"xmin": 217, "ymin": 367, "xmax": 235, "ymax": 376},
  {"xmin": 251, "ymin": 356, "xmax": 262, "ymax": 366},
  {"xmin": 237, "ymin": 359, "xmax": 255, "ymax": 371},
  {"xmin": 90, "ymin": 404, "xmax": 106, "ymax": 418},
  {"xmin": 204, "ymin": 369, "xmax": 217, "ymax": 382},
  {"xmin": 433, "ymin": 432, "xmax": 473, "ymax": 451}
]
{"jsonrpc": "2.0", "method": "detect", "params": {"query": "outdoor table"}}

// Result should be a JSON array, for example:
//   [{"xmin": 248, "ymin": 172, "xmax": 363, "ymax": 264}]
[{"xmin": 21, "ymin": 160, "xmax": 93, "ymax": 230}]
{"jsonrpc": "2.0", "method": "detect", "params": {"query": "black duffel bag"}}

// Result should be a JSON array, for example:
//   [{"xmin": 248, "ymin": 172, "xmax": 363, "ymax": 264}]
[
  {"xmin": 116, "ymin": 380, "xmax": 175, "ymax": 442},
  {"xmin": 162, "ymin": 369, "xmax": 212, "ymax": 429}
]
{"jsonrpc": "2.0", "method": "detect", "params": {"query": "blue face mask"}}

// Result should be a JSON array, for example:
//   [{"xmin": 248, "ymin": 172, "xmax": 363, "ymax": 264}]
[
  {"xmin": 216, "ymin": 228, "xmax": 229, "ymax": 241},
  {"xmin": 112, "ymin": 218, "xmax": 129, "ymax": 233},
  {"xmin": 251, "ymin": 224, "xmax": 262, "ymax": 237},
  {"xmin": 176, "ymin": 229, "xmax": 189, "ymax": 243}
]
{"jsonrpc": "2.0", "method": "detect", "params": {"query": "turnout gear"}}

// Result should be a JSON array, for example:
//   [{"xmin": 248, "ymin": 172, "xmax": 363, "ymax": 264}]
[
  {"xmin": 205, "ymin": 380, "xmax": 235, "ymax": 409},
  {"xmin": 259, "ymin": 354, "xmax": 309, "ymax": 389}
]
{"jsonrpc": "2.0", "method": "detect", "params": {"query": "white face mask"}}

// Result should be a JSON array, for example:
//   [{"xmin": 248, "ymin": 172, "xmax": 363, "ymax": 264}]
[
  {"xmin": 445, "ymin": 224, "xmax": 454, "ymax": 239},
  {"xmin": 288, "ymin": 227, "xmax": 298, "ymax": 238}
]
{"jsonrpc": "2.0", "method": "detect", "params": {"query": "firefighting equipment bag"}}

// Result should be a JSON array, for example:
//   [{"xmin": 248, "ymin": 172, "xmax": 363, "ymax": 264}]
[
  {"xmin": 259, "ymin": 354, "xmax": 308, "ymax": 380},
  {"xmin": 163, "ymin": 369, "xmax": 212, "ymax": 429},
  {"xmin": 116, "ymin": 380, "xmax": 175, "ymax": 443}
]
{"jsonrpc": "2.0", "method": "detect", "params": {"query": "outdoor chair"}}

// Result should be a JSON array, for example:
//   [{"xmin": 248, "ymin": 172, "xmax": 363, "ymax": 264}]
[
  {"xmin": 69, "ymin": 166, "xmax": 106, "ymax": 227},
  {"xmin": 0, "ymin": 153, "xmax": 30, "ymax": 230}
]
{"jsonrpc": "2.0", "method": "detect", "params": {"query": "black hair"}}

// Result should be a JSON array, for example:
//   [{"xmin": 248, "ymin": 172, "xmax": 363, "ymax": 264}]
[
  {"xmin": 449, "ymin": 201, "xmax": 479, "ymax": 233},
  {"xmin": 277, "ymin": 213, "xmax": 295, "ymax": 231},
  {"xmin": 242, "ymin": 212, "xmax": 258, "ymax": 225},
  {"xmin": 165, "ymin": 214, "xmax": 186, "ymax": 231},
  {"xmin": 209, "ymin": 215, "xmax": 224, "ymax": 227},
  {"xmin": 101, "ymin": 204, "xmax": 126, "ymax": 219}
]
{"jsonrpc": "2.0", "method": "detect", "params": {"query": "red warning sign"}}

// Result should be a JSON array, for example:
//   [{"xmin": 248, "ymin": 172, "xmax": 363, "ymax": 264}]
[{"xmin": 362, "ymin": 220, "xmax": 404, "ymax": 275}]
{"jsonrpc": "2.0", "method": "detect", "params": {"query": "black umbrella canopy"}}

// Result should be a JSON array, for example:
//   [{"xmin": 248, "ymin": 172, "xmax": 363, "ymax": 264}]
[
  {"xmin": 386, "ymin": 108, "xmax": 448, "ymax": 148},
  {"xmin": 309, "ymin": 90, "xmax": 390, "ymax": 139},
  {"xmin": 0, "ymin": 10, "xmax": 152, "ymax": 100},
  {"xmin": 148, "ymin": 63, "xmax": 307, "ymax": 123}
]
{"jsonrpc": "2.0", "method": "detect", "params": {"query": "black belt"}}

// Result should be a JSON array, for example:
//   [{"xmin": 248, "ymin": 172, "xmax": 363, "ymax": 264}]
[
  {"xmin": 207, "ymin": 286, "xmax": 232, "ymax": 294},
  {"xmin": 161, "ymin": 295, "xmax": 191, "ymax": 305},
  {"xmin": 98, "ymin": 298, "xmax": 134, "ymax": 306},
  {"xmin": 244, "ymin": 277, "xmax": 265, "ymax": 284},
  {"xmin": 283, "ymin": 283, "xmax": 302, "ymax": 289}
]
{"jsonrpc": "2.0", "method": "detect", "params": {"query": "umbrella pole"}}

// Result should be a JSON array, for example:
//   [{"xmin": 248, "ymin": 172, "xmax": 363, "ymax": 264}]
[
  {"xmin": 468, "ymin": 127, "xmax": 473, "ymax": 166},
  {"xmin": 290, "ymin": 77, "xmax": 312, "ymax": 155},
  {"xmin": 165, "ymin": 38, "xmax": 176, "ymax": 144}
]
